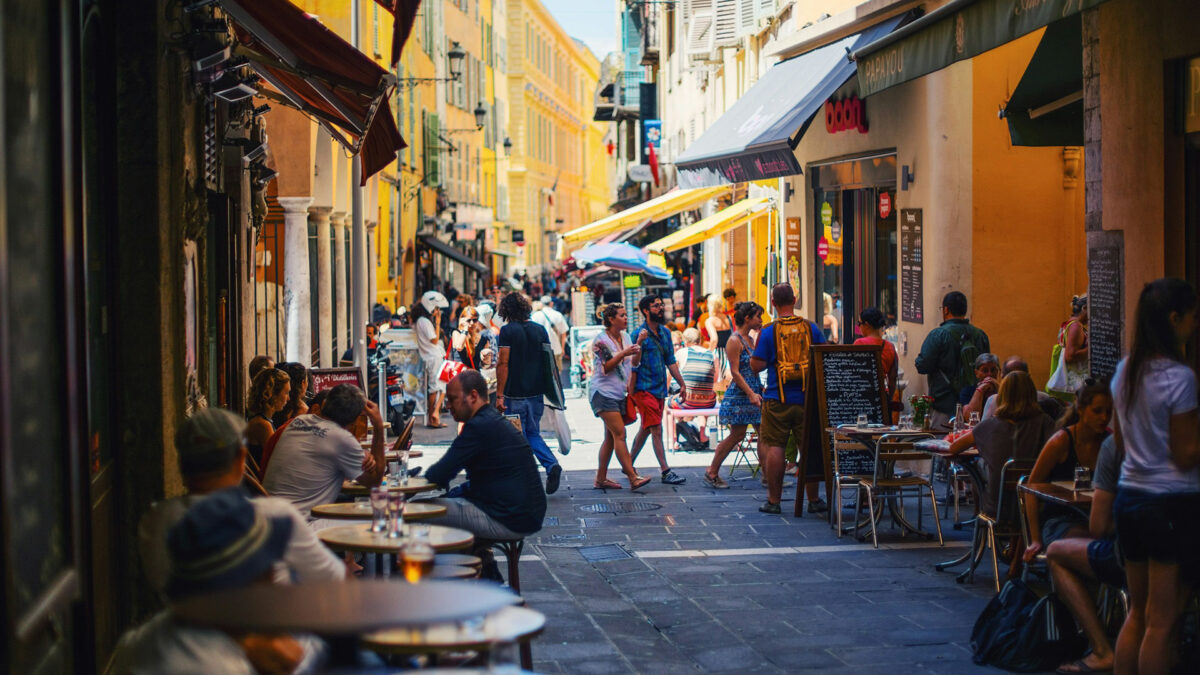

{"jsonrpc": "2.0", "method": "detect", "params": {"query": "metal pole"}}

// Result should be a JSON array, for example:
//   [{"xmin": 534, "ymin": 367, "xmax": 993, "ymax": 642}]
[{"xmin": 351, "ymin": 0, "xmax": 368, "ymax": 388}]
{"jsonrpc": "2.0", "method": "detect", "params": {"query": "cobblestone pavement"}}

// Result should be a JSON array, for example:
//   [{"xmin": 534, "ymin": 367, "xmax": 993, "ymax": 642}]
[{"xmin": 412, "ymin": 398, "xmax": 997, "ymax": 673}]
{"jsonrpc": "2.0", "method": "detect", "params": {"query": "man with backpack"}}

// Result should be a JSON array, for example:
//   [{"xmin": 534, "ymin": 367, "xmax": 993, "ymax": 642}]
[
  {"xmin": 750, "ymin": 283, "xmax": 827, "ymax": 515},
  {"xmin": 915, "ymin": 290, "xmax": 991, "ymax": 430}
]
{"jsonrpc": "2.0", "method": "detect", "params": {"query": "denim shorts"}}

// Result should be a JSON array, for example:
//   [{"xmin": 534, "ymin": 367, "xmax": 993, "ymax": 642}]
[
  {"xmin": 1086, "ymin": 538, "xmax": 1125, "ymax": 588},
  {"xmin": 590, "ymin": 392, "xmax": 625, "ymax": 416},
  {"xmin": 1114, "ymin": 488, "xmax": 1200, "ymax": 572}
]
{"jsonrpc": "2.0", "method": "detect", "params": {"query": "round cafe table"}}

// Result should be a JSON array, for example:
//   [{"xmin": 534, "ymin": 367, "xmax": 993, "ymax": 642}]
[
  {"xmin": 318, "ymin": 523, "xmax": 474, "ymax": 554},
  {"xmin": 341, "ymin": 476, "xmax": 436, "ymax": 497},
  {"xmin": 311, "ymin": 501, "xmax": 447, "ymax": 522},
  {"xmin": 428, "ymin": 565, "xmax": 476, "ymax": 579},
  {"xmin": 362, "ymin": 605, "xmax": 546, "ymax": 655}
]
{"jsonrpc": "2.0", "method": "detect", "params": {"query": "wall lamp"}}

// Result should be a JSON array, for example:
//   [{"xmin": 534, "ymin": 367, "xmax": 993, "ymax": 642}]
[
  {"xmin": 397, "ymin": 42, "xmax": 466, "ymax": 90},
  {"xmin": 503, "ymin": 137, "xmax": 513, "ymax": 157},
  {"xmin": 445, "ymin": 103, "xmax": 487, "ymax": 133},
  {"xmin": 901, "ymin": 164, "xmax": 916, "ymax": 191}
]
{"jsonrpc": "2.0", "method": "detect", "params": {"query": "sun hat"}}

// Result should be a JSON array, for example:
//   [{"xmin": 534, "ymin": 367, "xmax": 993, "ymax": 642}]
[{"xmin": 165, "ymin": 487, "xmax": 292, "ymax": 599}]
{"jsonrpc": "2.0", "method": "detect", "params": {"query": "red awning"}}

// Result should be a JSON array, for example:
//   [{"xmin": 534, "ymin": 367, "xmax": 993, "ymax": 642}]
[
  {"xmin": 373, "ymin": 0, "xmax": 422, "ymax": 67},
  {"xmin": 221, "ymin": 0, "xmax": 404, "ymax": 184}
]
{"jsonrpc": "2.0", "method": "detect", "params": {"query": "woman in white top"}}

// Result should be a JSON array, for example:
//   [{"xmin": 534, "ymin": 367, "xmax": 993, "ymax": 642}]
[
  {"xmin": 1110, "ymin": 278, "xmax": 1200, "ymax": 675},
  {"xmin": 413, "ymin": 291, "xmax": 449, "ymax": 428},
  {"xmin": 589, "ymin": 303, "xmax": 652, "ymax": 491}
]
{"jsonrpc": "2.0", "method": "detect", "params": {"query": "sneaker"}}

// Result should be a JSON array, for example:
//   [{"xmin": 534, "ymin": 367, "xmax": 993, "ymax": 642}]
[
  {"xmin": 661, "ymin": 469, "xmax": 686, "ymax": 485},
  {"xmin": 545, "ymin": 464, "xmax": 563, "ymax": 495},
  {"xmin": 759, "ymin": 501, "xmax": 782, "ymax": 514},
  {"xmin": 702, "ymin": 473, "xmax": 729, "ymax": 489},
  {"xmin": 807, "ymin": 498, "xmax": 829, "ymax": 514}
]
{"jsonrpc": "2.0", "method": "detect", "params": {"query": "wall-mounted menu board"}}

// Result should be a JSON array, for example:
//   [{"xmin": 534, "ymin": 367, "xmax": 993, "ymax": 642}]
[
  {"xmin": 811, "ymin": 344, "xmax": 890, "ymax": 478},
  {"xmin": 1087, "ymin": 230, "xmax": 1123, "ymax": 382},
  {"xmin": 900, "ymin": 209, "xmax": 924, "ymax": 324}
]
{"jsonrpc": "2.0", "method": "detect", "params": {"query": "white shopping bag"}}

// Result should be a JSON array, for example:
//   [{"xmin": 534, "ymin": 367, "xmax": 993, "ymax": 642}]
[{"xmin": 545, "ymin": 405, "xmax": 571, "ymax": 456}]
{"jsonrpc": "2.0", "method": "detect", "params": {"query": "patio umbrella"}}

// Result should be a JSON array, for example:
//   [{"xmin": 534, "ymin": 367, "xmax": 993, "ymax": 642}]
[{"xmin": 572, "ymin": 242, "xmax": 671, "ymax": 279}]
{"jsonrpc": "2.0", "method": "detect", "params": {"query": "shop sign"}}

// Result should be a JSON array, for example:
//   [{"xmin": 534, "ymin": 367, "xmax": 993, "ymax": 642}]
[
  {"xmin": 512, "ymin": 229, "xmax": 525, "ymax": 243},
  {"xmin": 1187, "ymin": 57, "xmax": 1200, "ymax": 134},
  {"xmin": 820, "ymin": 202, "xmax": 833, "ymax": 227},
  {"xmin": 830, "ymin": 220, "xmax": 842, "ymax": 242},
  {"xmin": 628, "ymin": 164, "xmax": 654, "ymax": 183},
  {"xmin": 879, "ymin": 191, "xmax": 892, "ymax": 219},
  {"xmin": 817, "ymin": 236, "xmax": 830, "ymax": 261},
  {"xmin": 785, "ymin": 217, "xmax": 802, "ymax": 293},
  {"xmin": 824, "ymin": 95, "xmax": 868, "ymax": 134}
]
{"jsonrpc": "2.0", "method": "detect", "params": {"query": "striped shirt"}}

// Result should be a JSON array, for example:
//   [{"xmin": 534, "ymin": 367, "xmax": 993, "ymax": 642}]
[{"xmin": 676, "ymin": 346, "xmax": 718, "ymax": 408}]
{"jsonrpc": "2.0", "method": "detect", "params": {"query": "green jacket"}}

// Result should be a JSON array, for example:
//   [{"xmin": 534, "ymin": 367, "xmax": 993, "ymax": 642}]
[{"xmin": 914, "ymin": 319, "xmax": 990, "ymax": 415}]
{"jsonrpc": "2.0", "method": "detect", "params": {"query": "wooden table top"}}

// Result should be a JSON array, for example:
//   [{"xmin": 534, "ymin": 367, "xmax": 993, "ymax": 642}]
[
  {"xmin": 172, "ymin": 579, "xmax": 520, "ymax": 634},
  {"xmin": 362, "ymin": 605, "xmax": 546, "ymax": 654},
  {"xmin": 310, "ymin": 501, "xmax": 447, "ymax": 521},
  {"xmin": 341, "ymin": 476, "xmax": 436, "ymax": 497},
  {"xmin": 1020, "ymin": 481, "xmax": 1094, "ymax": 508},
  {"xmin": 317, "ymin": 524, "xmax": 474, "ymax": 553},
  {"xmin": 428, "ymin": 565, "xmax": 476, "ymax": 579}
]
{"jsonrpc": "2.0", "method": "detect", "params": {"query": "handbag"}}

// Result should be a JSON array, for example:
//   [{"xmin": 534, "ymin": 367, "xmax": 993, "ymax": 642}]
[
  {"xmin": 541, "ymin": 342, "xmax": 566, "ymax": 410},
  {"xmin": 437, "ymin": 342, "xmax": 466, "ymax": 383},
  {"xmin": 622, "ymin": 395, "xmax": 638, "ymax": 426},
  {"xmin": 1045, "ymin": 343, "xmax": 1068, "ymax": 392},
  {"xmin": 545, "ymin": 406, "xmax": 572, "ymax": 455}
]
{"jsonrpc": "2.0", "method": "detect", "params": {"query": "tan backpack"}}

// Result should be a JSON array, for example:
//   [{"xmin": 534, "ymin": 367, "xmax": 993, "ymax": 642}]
[{"xmin": 773, "ymin": 315, "xmax": 813, "ymax": 403}]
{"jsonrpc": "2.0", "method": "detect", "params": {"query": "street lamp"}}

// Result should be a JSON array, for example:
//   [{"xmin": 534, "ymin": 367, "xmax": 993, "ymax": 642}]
[
  {"xmin": 397, "ymin": 41, "xmax": 467, "ymax": 90},
  {"xmin": 473, "ymin": 103, "xmax": 487, "ymax": 129},
  {"xmin": 503, "ymin": 137, "xmax": 513, "ymax": 157}
]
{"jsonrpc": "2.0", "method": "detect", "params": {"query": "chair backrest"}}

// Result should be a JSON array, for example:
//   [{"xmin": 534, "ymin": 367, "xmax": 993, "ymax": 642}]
[
  {"xmin": 994, "ymin": 459, "xmax": 1035, "ymax": 529},
  {"xmin": 831, "ymin": 430, "xmax": 873, "ymax": 479},
  {"xmin": 872, "ymin": 433, "xmax": 935, "ymax": 480}
]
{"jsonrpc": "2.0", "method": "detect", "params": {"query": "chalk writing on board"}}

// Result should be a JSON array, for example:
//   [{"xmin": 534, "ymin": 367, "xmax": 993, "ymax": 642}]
[
  {"xmin": 900, "ymin": 209, "xmax": 924, "ymax": 324},
  {"xmin": 813, "ymin": 346, "xmax": 889, "ymax": 478},
  {"xmin": 1088, "ymin": 239, "xmax": 1123, "ymax": 382}
]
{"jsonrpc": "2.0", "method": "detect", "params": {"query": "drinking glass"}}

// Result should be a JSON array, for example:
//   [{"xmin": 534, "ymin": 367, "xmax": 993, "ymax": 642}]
[
  {"xmin": 856, "ymin": 413, "xmax": 869, "ymax": 430},
  {"xmin": 968, "ymin": 412, "xmax": 981, "ymax": 428},
  {"xmin": 400, "ymin": 528, "xmax": 435, "ymax": 582},
  {"xmin": 1074, "ymin": 466, "xmax": 1093, "ymax": 491},
  {"xmin": 386, "ymin": 490, "xmax": 406, "ymax": 538},
  {"xmin": 369, "ymin": 487, "xmax": 388, "ymax": 533}
]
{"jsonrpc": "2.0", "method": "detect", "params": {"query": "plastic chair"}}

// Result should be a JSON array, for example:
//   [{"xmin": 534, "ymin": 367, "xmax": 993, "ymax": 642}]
[
  {"xmin": 972, "ymin": 458, "xmax": 1035, "ymax": 591},
  {"xmin": 855, "ymin": 433, "xmax": 942, "ymax": 549}
]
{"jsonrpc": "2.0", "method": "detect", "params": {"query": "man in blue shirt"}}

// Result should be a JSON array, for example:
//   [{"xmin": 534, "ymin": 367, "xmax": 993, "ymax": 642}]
[
  {"xmin": 751, "ymin": 283, "xmax": 827, "ymax": 515},
  {"xmin": 629, "ymin": 295, "xmax": 688, "ymax": 485}
]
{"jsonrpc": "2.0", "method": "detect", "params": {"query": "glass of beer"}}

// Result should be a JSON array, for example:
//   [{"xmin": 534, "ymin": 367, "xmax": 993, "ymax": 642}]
[{"xmin": 400, "ymin": 529, "xmax": 435, "ymax": 583}]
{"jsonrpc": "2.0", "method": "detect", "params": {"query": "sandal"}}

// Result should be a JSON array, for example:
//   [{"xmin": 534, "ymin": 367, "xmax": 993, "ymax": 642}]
[
  {"xmin": 593, "ymin": 478, "xmax": 622, "ymax": 490},
  {"xmin": 629, "ymin": 475, "xmax": 652, "ymax": 491},
  {"xmin": 702, "ymin": 473, "xmax": 729, "ymax": 489},
  {"xmin": 1056, "ymin": 659, "xmax": 1112, "ymax": 674}
]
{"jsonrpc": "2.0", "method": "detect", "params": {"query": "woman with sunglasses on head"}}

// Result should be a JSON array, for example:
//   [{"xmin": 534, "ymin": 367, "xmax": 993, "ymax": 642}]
[{"xmin": 590, "ymin": 303, "xmax": 652, "ymax": 491}]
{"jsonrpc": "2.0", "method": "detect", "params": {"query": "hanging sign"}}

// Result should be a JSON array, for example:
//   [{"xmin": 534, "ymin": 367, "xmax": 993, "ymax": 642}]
[
  {"xmin": 816, "ymin": 236, "xmax": 830, "ymax": 261},
  {"xmin": 879, "ymin": 191, "xmax": 892, "ymax": 219},
  {"xmin": 820, "ymin": 202, "xmax": 833, "ymax": 227}
]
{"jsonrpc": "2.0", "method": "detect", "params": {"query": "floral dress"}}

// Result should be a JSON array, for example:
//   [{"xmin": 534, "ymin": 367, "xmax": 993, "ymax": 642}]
[{"xmin": 719, "ymin": 333, "xmax": 762, "ymax": 426}]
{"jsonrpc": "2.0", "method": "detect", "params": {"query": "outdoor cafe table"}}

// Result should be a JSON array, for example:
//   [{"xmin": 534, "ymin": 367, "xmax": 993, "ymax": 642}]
[
  {"xmin": 1019, "ymin": 481, "xmax": 1094, "ymax": 511},
  {"xmin": 361, "ymin": 605, "xmax": 546, "ymax": 657},
  {"xmin": 318, "ymin": 523, "xmax": 475, "ymax": 580},
  {"xmin": 171, "ymin": 579, "xmax": 521, "ymax": 666},
  {"xmin": 341, "ymin": 475, "xmax": 436, "ymax": 497},
  {"xmin": 916, "ymin": 438, "xmax": 987, "ymax": 579},
  {"xmin": 311, "ymin": 501, "xmax": 447, "ymax": 522},
  {"xmin": 829, "ymin": 426, "xmax": 945, "ymax": 538}
]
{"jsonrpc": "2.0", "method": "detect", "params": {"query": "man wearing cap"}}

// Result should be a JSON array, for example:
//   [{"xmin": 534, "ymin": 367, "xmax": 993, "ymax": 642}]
[
  {"xmin": 115, "ymin": 488, "xmax": 327, "ymax": 673},
  {"xmin": 138, "ymin": 408, "xmax": 347, "ymax": 598},
  {"xmin": 263, "ymin": 384, "xmax": 387, "ymax": 520},
  {"xmin": 531, "ymin": 295, "xmax": 569, "ymax": 362}
]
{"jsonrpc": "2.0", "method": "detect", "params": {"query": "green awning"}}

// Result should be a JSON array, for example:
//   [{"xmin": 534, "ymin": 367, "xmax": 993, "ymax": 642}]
[
  {"xmin": 1002, "ymin": 16, "xmax": 1083, "ymax": 147},
  {"xmin": 851, "ymin": 0, "xmax": 1107, "ymax": 98}
]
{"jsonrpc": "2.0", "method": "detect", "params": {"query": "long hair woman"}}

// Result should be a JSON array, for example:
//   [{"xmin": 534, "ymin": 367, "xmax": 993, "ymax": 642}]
[
  {"xmin": 245, "ymin": 367, "xmax": 290, "ymax": 472},
  {"xmin": 704, "ymin": 301, "xmax": 765, "ymax": 488},
  {"xmin": 1110, "ymin": 278, "xmax": 1200, "ymax": 675},
  {"xmin": 589, "ymin": 303, "xmax": 651, "ymax": 491},
  {"xmin": 704, "ymin": 293, "xmax": 732, "ymax": 351},
  {"xmin": 271, "ymin": 362, "xmax": 309, "ymax": 428}
]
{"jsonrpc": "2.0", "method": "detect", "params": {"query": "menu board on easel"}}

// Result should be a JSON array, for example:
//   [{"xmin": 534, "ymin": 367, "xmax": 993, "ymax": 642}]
[{"xmin": 810, "ymin": 344, "xmax": 890, "ymax": 478}]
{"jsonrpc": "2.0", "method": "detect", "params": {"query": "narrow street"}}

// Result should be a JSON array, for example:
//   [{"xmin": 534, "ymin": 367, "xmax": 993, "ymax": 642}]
[{"xmin": 413, "ymin": 397, "xmax": 993, "ymax": 673}]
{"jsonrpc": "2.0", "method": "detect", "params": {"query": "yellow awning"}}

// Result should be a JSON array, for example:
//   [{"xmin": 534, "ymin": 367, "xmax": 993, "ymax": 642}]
[
  {"xmin": 561, "ymin": 185, "xmax": 731, "ymax": 243},
  {"xmin": 645, "ymin": 197, "xmax": 770, "ymax": 253}
]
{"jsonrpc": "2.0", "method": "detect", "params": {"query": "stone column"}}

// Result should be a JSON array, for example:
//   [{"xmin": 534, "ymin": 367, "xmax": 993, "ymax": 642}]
[
  {"xmin": 332, "ymin": 211, "xmax": 348, "ymax": 359},
  {"xmin": 309, "ymin": 206, "xmax": 334, "ymax": 367},
  {"xmin": 366, "ymin": 220, "xmax": 379, "ymax": 314},
  {"xmin": 279, "ymin": 196, "xmax": 314, "ymax": 364}
]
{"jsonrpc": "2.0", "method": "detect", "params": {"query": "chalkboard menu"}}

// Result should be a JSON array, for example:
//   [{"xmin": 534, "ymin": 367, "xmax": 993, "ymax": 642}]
[
  {"xmin": 812, "ymin": 345, "xmax": 890, "ymax": 478},
  {"xmin": 900, "ymin": 209, "xmax": 924, "ymax": 323},
  {"xmin": 1087, "ymin": 231, "xmax": 1124, "ymax": 382}
]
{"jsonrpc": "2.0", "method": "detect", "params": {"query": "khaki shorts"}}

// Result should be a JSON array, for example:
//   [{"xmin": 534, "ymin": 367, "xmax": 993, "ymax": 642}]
[{"xmin": 759, "ymin": 399, "xmax": 806, "ymax": 448}]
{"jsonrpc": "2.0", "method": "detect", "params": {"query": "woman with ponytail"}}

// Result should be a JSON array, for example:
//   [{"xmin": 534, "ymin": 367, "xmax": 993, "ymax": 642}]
[{"xmin": 589, "ymin": 303, "xmax": 652, "ymax": 491}]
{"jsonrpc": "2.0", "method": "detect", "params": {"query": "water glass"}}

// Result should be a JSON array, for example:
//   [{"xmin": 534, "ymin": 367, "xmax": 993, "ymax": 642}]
[
  {"xmin": 369, "ymin": 487, "xmax": 388, "ymax": 533},
  {"xmin": 856, "ymin": 413, "xmax": 869, "ymax": 430},
  {"xmin": 968, "ymin": 412, "xmax": 981, "ymax": 428},
  {"xmin": 386, "ymin": 490, "xmax": 406, "ymax": 538},
  {"xmin": 1074, "ymin": 466, "xmax": 1093, "ymax": 491}
]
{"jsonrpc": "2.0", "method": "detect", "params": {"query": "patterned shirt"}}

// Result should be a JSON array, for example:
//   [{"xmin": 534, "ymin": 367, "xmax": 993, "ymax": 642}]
[{"xmin": 631, "ymin": 322, "xmax": 676, "ymax": 398}]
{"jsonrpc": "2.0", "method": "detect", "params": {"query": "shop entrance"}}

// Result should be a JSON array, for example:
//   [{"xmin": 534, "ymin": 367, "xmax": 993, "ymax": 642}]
[{"xmin": 810, "ymin": 153, "xmax": 898, "ymax": 344}]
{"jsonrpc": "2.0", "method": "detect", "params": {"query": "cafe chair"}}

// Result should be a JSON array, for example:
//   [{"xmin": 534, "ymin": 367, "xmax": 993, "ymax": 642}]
[
  {"xmin": 728, "ymin": 429, "xmax": 760, "ymax": 479},
  {"xmin": 971, "ymin": 458, "xmax": 1035, "ymax": 592},
  {"xmin": 475, "ymin": 537, "xmax": 531, "ymax": 669},
  {"xmin": 1015, "ymin": 475, "xmax": 1049, "ymax": 583},
  {"xmin": 832, "ymin": 432, "xmax": 874, "ymax": 537},
  {"xmin": 855, "ymin": 433, "xmax": 942, "ymax": 549}
]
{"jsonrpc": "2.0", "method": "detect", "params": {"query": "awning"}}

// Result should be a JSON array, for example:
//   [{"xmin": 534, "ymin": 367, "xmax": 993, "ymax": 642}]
[
  {"xmin": 1001, "ymin": 16, "xmax": 1083, "ymax": 146},
  {"xmin": 222, "ymin": 0, "xmax": 405, "ymax": 184},
  {"xmin": 645, "ymin": 198, "xmax": 770, "ymax": 254},
  {"xmin": 675, "ymin": 15, "xmax": 905, "ymax": 189},
  {"xmin": 420, "ymin": 235, "xmax": 488, "ymax": 275},
  {"xmin": 489, "ymin": 249, "xmax": 518, "ymax": 258},
  {"xmin": 561, "ymin": 186, "xmax": 730, "ymax": 244},
  {"xmin": 851, "ymin": 0, "xmax": 1107, "ymax": 98}
]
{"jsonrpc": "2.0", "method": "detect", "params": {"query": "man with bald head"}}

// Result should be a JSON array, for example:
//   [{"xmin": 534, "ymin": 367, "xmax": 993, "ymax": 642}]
[{"xmin": 981, "ymin": 355, "xmax": 1065, "ymax": 421}]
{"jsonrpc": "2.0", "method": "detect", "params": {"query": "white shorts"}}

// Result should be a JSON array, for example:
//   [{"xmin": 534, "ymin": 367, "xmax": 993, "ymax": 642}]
[{"xmin": 423, "ymin": 358, "xmax": 446, "ymax": 394}]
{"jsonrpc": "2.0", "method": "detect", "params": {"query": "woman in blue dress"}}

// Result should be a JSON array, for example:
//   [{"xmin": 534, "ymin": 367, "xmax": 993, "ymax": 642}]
[{"xmin": 705, "ymin": 302, "xmax": 765, "ymax": 488}]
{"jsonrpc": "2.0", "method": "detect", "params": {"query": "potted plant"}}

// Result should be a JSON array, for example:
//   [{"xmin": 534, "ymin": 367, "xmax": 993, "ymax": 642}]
[{"xmin": 908, "ymin": 394, "xmax": 935, "ymax": 430}]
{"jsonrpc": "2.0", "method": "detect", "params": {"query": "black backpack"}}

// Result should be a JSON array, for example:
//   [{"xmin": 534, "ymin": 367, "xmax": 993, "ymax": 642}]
[
  {"xmin": 675, "ymin": 421, "xmax": 708, "ymax": 452},
  {"xmin": 943, "ymin": 323, "xmax": 986, "ymax": 394},
  {"xmin": 971, "ymin": 579, "xmax": 1085, "ymax": 671}
]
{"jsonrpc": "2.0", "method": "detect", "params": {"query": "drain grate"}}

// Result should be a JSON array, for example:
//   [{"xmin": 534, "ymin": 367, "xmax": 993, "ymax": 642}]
[
  {"xmin": 551, "ymin": 533, "xmax": 586, "ymax": 542},
  {"xmin": 577, "ymin": 502, "xmax": 663, "ymax": 514},
  {"xmin": 578, "ymin": 544, "xmax": 633, "ymax": 563},
  {"xmin": 542, "ymin": 516, "xmax": 560, "ymax": 527},
  {"xmin": 581, "ymin": 514, "xmax": 675, "ymax": 528}
]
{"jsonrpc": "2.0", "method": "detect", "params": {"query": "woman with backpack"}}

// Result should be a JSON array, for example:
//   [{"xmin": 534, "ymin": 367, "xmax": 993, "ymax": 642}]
[
  {"xmin": 1048, "ymin": 295, "xmax": 1090, "ymax": 401},
  {"xmin": 1110, "ymin": 278, "xmax": 1200, "ymax": 675}
]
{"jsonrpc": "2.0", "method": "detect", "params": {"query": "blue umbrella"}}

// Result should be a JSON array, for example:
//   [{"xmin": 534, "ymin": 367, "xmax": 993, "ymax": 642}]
[{"xmin": 573, "ymin": 242, "xmax": 670, "ymax": 279}]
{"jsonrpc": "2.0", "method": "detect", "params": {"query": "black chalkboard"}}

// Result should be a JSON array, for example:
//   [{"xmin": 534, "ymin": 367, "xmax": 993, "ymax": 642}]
[
  {"xmin": 812, "ymin": 345, "xmax": 890, "ymax": 479},
  {"xmin": 900, "ymin": 209, "xmax": 924, "ymax": 324},
  {"xmin": 1088, "ymin": 233, "xmax": 1123, "ymax": 382}
]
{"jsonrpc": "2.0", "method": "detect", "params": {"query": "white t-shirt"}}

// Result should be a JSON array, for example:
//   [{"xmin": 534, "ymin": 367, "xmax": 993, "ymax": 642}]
[
  {"xmin": 138, "ymin": 495, "xmax": 344, "ymax": 595},
  {"xmin": 415, "ymin": 316, "xmax": 443, "ymax": 362},
  {"xmin": 589, "ymin": 330, "xmax": 632, "ymax": 399},
  {"xmin": 531, "ymin": 307, "xmax": 569, "ymax": 356},
  {"xmin": 262, "ymin": 415, "xmax": 366, "ymax": 519},
  {"xmin": 1113, "ymin": 357, "xmax": 1200, "ymax": 494},
  {"xmin": 110, "ymin": 611, "xmax": 325, "ymax": 675}
]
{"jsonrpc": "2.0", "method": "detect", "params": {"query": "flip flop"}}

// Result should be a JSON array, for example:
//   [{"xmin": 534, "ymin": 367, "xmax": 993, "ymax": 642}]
[
  {"xmin": 629, "ymin": 476, "xmax": 652, "ymax": 491},
  {"xmin": 424, "ymin": 423, "xmax": 448, "ymax": 429},
  {"xmin": 1056, "ymin": 660, "xmax": 1112, "ymax": 675},
  {"xmin": 593, "ymin": 479, "xmax": 623, "ymax": 490}
]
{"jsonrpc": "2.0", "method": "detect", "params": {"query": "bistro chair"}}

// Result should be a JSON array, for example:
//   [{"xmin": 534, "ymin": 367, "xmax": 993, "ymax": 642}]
[
  {"xmin": 832, "ymin": 432, "xmax": 874, "ymax": 537},
  {"xmin": 1015, "ymin": 475, "xmax": 1049, "ymax": 583},
  {"xmin": 855, "ymin": 433, "xmax": 942, "ymax": 549},
  {"xmin": 971, "ymin": 458, "xmax": 1035, "ymax": 591},
  {"xmin": 727, "ymin": 429, "xmax": 760, "ymax": 479}
]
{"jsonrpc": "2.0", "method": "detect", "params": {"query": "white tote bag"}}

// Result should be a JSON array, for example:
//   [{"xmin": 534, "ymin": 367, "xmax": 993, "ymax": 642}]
[{"xmin": 544, "ymin": 405, "xmax": 572, "ymax": 456}]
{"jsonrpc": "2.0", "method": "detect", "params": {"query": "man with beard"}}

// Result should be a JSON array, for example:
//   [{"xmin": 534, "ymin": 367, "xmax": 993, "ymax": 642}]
[{"xmin": 629, "ymin": 295, "xmax": 688, "ymax": 485}]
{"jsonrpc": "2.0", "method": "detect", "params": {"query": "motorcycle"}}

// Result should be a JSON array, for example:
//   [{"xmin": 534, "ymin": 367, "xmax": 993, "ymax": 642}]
[{"xmin": 366, "ymin": 339, "xmax": 416, "ymax": 433}]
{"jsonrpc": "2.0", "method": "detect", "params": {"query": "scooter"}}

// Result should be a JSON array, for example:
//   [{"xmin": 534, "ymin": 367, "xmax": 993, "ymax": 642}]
[{"xmin": 366, "ymin": 340, "xmax": 416, "ymax": 432}]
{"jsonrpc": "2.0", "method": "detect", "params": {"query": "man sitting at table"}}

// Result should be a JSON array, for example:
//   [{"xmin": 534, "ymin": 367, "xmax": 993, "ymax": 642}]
[
  {"xmin": 115, "ymin": 488, "xmax": 328, "ymax": 673},
  {"xmin": 426, "ymin": 370, "xmax": 547, "ymax": 578},
  {"xmin": 263, "ymin": 384, "xmax": 386, "ymax": 520},
  {"xmin": 138, "ymin": 408, "xmax": 347, "ymax": 599},
  {"xmin": 982, "ymin": 355, "xmax": 1064, "ymax": 421}
]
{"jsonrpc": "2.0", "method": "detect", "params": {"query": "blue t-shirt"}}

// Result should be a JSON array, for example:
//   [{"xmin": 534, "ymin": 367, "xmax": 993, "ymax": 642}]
[
  {"xmin": 753, "ymin": 319, "xmax": 826, "ymax": 404},
  {"xmin": 631, "ymin": 322, "xmax": 676, "ymax": 399}
]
